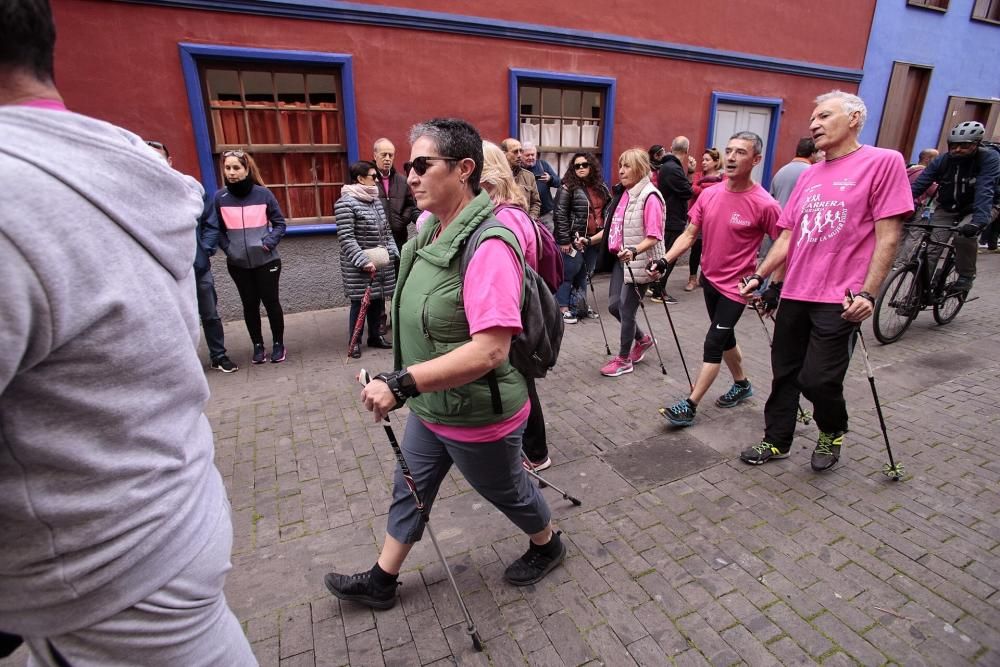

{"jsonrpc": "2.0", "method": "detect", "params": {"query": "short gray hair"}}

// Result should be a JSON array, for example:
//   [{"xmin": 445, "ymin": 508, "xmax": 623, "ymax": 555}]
[
  {"xmin": 521, "ymin": 141, "xmax": 537, "ymax": 152},
  {"xmin": 373, "ymin": 137, "xmax": 393, "ymax": 152},
  {"xmin": 815, "ymin": 90, "xmax": 867, "ymax": 131},
  {"xmin": 671, "ymin": 136, "xmax": 689, "ymax": 153},
  {"xmin": 729, "ymin": 131, "xmax": 763, "ymax": 157}
]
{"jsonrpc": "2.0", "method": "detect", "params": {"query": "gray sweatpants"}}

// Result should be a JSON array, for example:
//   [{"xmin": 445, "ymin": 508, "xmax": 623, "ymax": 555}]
[
  {"xmin": 607, "ymin": 261, "xmax": 648, "ymax": 358},
  {"xmin": 25, "ymin": 502, "xmax": 257, "ymax": 667},
  {"xmin": 387, "ymin": 417, "xmax": 551, "ymax": 544}
]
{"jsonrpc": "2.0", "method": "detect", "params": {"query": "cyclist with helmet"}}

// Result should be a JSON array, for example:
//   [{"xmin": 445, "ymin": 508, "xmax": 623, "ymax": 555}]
[{"xmin": 910, "ymin": 121, "xmax": 1000, "ymax": 292}]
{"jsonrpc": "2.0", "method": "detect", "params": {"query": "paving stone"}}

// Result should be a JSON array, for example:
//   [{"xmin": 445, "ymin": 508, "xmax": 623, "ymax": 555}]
[{"xmin": 197, "ymin": 270, "xmax": 1000, "ymax": 667}]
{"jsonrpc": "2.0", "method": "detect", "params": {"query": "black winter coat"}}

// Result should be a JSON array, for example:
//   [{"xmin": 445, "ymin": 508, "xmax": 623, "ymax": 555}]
[
  {"xmin": 376, "ymin": 167, "xmax": 419, "ymax": 250},
  {"xmin": 335, "ymin": 194, "xmax": 400, "ymax": 301},
  {"xmin": 554, "ymin": 183, "xmax": 611, "ymax": 245},
  {"xmin": 656, "ymin": 155, "xmax": 693, "ymax": 231}
]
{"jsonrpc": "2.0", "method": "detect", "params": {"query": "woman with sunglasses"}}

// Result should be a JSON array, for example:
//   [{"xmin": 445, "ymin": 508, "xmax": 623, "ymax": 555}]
[
  {"xmin": 685, "ymin": 147, "xmax": 726, "ymax": 292},
  {"xmin": 324, "ymin": 119, "xmax": 563, "ymax": 612},
  {"xmin": 336, "ymin": 160, "xmax": 399, "ymax": 358},
  {"xmin": 553, "ymin": 152, "xmax": 611, "ymax": 323},
  {"xmin": 585, "ymin": 148, "xmax": 665, "ymax": 377},
  {"xmin": 213, "ymin": 150, "xmax": 287, "ymax": 364}
]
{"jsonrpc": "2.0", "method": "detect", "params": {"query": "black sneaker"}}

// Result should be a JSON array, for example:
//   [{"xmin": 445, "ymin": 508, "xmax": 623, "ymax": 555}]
[
  {"xmin": 210, "ymin": 355, "xmax": 239, "ymax": 373},
  {"xmin": 271, "ymin": 343, "xmax": 286, "ymax": 363},
  {"xmin": 504, "ymin": 532, "xmax": 566, "ymax": 586},
  {"xmin": 716, "ymin": 381, "xmax": 753, "ymax": 408},
  {"xmin": 324, "ymin": 570, "xmax": 399, "ymax": 610},
  {"xmin": 740, "ymin": 440, "xmax": 790, "ymax": 465},
  {"xmin": 811, "ymin": 430, "xmax": 844, "ymax": 472},
  {"xmin": 251, "ymin": 344, "xmax": 267, "ymax": 364},
  {"xmin": 662, "ymin": 293, "xmax": 679, "ymax": 305},
  {"xmin": 659, "ymin": 399, "xmax": 695, "ymax": 427},
  {"xmin": 950, "ymin": 276, "xmax": 974, "ymax": 293}
]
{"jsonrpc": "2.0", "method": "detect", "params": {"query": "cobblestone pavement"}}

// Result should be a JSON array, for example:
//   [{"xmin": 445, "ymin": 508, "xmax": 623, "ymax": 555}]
[{"xmin": 6, "ymin": 254, "xmax": 1000, "ymax": 667}]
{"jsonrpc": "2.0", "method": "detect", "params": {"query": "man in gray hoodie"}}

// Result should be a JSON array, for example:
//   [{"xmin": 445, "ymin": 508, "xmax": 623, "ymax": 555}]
[{"xmin": 0, "ymin": 2, "xmax": 255, "ymax": 664}]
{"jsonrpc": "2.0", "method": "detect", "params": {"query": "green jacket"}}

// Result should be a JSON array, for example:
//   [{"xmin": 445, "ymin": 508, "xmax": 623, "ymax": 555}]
[{"xmin": 392, "ymin": 191, "xmax": 528, "ymax": 426}]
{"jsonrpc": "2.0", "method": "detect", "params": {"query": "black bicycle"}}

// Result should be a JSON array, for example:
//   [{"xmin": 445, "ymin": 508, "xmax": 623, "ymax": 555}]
[{"xmin": 873, "ymin": 222, "xmax": 967, "ymax": 344}]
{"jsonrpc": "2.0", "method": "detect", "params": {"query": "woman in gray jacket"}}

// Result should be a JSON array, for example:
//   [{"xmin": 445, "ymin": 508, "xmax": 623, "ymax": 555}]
[{"xmin": 336, "ymin": 161, "xmax": 399, "ymax": 358}]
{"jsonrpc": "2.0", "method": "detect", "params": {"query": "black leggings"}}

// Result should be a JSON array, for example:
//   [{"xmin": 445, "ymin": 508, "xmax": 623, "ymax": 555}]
[
  {"xmin": 689, "ymin": 238, "xmax": 702, "ymax": 277},
  {"xmin": 228, "ymin": 260, "xmax": 284, "ymax": 346},
  {"xmin": 701, "ymin": 280, "xmax": 745, "ymax": 363}
]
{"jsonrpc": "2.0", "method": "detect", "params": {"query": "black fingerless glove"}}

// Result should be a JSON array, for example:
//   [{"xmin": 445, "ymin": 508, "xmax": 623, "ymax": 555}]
[
  {"xmin": 647, "ymin": 257, "xmax": 669, "ymax": 274},
  {"xmin": 760, "ymin": 281, "xmax": 782, "ymax": 311}
]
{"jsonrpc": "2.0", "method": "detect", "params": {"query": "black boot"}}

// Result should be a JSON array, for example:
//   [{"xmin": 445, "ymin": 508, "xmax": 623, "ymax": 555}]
[
  {"xmin": 324, "ymin": 564, "xmax": 399, "ymax": 609},
  {"xmin": 367, "ymin": 336, "xmax": 392, "ymax": 349}
]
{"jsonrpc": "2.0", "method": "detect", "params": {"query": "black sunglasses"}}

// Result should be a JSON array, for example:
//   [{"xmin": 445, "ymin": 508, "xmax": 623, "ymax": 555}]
[
  {"xmin": 145, "ymin": 140, "xmax": 166, "ymax": 150},
  {"xmin": 403, "ymin": 156, "xmax": 459, "ymax": 176},
  {"xmin": 573, "ymin": 162, "xmax": 590, "ymax": 169}
]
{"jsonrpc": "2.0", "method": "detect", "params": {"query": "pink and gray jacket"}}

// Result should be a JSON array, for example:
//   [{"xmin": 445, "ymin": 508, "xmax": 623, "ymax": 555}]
[{"xmin": 210, "ymin": 185, "xmax": 287, "ymax": 268}]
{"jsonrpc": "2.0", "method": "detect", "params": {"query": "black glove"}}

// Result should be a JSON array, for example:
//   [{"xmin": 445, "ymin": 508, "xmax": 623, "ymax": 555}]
[
  {"xmin": 959, "ymin": 222, "xmax": 980, "ymax": 238},
  {"xmin": 760, "ymin": 281, "xmax": 782, "ymax": 313},
  {"xmin": 646, "ymin": 257, "xmax": 668, "ymax": 274}
]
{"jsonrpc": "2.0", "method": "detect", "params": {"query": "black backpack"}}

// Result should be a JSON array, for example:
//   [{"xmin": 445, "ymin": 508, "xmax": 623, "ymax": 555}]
[{"xmin": 460, "ymin": 218, "xmax": 564, "ymax": 379}]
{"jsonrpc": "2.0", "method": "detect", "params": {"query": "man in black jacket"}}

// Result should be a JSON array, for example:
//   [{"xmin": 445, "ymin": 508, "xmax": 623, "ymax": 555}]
[
  {"xmin": 910, "ymin": 121, "xmax": 1000, "ymax": 292},
  {"xmin": 373, "ymin": 138, "xmax": 419, "ymax": 253},
  {"xmin": 651, "ymin": 136, "xmax": 693, "ymax": 304}
]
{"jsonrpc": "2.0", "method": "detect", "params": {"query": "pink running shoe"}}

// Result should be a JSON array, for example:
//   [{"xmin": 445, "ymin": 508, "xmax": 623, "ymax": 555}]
[
  {"xmin": 600, "ymin": 355, "xmax": 634, "ymax": 377},
  {"xmin": 628, "ymin": 334, "xmax": 655, "ymax": 364}
]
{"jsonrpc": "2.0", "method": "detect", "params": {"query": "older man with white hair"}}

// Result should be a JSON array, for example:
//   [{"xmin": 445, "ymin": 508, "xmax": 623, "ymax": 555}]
[{"xmin": 737, "ymin": 90, "xmax": 913, "ymax": 472}]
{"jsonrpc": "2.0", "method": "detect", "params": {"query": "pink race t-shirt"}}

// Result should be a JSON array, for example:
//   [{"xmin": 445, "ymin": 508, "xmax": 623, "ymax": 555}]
[
  {"xmin": 607, "ymin": 190, "xmax": 665, "ymax": 253},
  {"xmin": 421, "ymin": 238, "xmax": 530, "ymax": 443},
  {"xmin": 690, "ymin": 183, "xmax": 781, "ymax": 303},
  {"xmin": 778, "ymin": 145, "xmax": 913, "ymax": 304}
]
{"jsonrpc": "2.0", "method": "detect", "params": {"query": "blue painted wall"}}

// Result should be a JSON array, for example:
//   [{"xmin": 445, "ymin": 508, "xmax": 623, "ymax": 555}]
[{"xmin": 859, "ymin": 0, "xmax": 1000, "ymax": 162}]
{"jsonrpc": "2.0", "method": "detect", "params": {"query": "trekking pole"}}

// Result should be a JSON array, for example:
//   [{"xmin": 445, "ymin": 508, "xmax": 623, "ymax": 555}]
[
  {"xmin": 358, "ymin": 370, "xmax": 484, "ymax": 650},
  {"xmin": 585, "ymin": 270, "xmax": 612, "ymax": 356},
  {"xmin": 844, "ymin": 293, "xmax": 904, "ymax": 481},
  {"xmin": 624, "ymin": 263, "xmax": 667, "ymax": 375},
  {"xmin": 521, "ymin": 452, "xmax": 582, "ymax": 506},
  {"xmin": 750, "ymin": 301, "xmax": 812, "ymax": 426},
  {"xmin": 654, "ymin": 281, "xmax": 694, "ymax": 391}
]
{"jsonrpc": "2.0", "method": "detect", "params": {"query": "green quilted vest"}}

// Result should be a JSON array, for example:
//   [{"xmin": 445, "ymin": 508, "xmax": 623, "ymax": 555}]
[{"xmin": 392, "ymin": 191, "xmax": 529, "ymax": 426}]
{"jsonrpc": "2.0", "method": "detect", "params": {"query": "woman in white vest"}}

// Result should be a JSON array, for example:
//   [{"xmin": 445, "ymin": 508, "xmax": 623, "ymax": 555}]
[{"xmin": 582, "ymin": 148, "xmax": 666, "ymax": 377}]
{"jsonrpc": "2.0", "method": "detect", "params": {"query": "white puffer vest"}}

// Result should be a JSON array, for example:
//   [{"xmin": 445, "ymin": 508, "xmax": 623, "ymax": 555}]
[{"xmin": 622, "ymin": 177, "xmax": 666, "ymax": 284}]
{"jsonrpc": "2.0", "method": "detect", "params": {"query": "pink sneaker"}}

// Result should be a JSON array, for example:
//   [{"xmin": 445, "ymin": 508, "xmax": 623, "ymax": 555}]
[
  {"xmin": 629, "ymin": 334, "xmax": 655, "ymax": 364},
  {"xmin": 600, "ymin": 355, "xmax": 634, "ymax": 377}
]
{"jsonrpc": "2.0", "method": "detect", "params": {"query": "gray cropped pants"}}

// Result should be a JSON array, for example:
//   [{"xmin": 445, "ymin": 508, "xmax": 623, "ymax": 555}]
[{"xmin": 387, "ymin": 417, "xmax": 551, "ymax": 544}]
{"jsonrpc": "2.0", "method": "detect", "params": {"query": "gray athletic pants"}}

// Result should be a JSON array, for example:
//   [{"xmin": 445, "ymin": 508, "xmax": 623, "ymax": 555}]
[
  {"xmin": 607, "ymin": 261, "xmax": 648, "ymax": 358},
  {"xmin": 25, "ymin": 502, "xmax": 257, "ymax": 667},
  {"xmin": 386, "ymin": 417, "xmax": 551, "ymax": 544}
]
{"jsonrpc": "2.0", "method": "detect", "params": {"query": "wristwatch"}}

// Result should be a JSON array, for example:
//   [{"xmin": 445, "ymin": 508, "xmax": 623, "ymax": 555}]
[
  {"xmin": 627, "ymin": 246, "xmax": 638, "ymax": 257},
  {"xmin": 375, "ymin": 368, "xmax": 420, "ymax": 405},
  {"xmin": 856, "ymin": 291, "xmax": 875, "ymax": 305}
]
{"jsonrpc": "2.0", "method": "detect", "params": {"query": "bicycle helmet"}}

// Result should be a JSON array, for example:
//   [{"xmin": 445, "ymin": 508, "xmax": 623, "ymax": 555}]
[{"xmin": 948, "ymin": 121, "xmax": 985, "ymax": 144}]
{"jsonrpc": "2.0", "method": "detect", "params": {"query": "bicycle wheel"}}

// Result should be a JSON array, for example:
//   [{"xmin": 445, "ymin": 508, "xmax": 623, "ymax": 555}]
[
  {"xmin": 932, "ymin": 262, "xmax": 966, "ymax": 325},
  {"xmin": 874, "ymin": 265, "xmax": 920, "ymax": 344}
]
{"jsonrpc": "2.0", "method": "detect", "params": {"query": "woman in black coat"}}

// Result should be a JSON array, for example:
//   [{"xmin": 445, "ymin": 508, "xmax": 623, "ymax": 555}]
[
  {"xmin": 553, "ymin": 152, "xmax": 610, "ymax": 322},
  {"xmin": 336, "ymin": 161, "xmax": 399, "ymax": 358}
]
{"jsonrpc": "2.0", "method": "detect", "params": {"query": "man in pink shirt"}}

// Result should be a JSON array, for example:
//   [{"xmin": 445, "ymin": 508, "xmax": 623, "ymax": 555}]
[
  {"xmin": 738, "ymin": 91, "xmax": 913, "ymax": 472},
  {"xmin": 647, "ymin": 132, "xmax": 781, "ymax": 427}
]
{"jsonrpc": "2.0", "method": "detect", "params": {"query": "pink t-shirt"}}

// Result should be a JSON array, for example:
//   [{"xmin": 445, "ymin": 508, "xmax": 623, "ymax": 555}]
[
  {"xmin": 690, "ymin": 183, "xmax": 781, "ymax": 303},
  {"xmin": 422, "ymin": 238, "xmax": 529, "ymax": 443},
  {"xmin": 608, "ymin": 190, "xmax": 665, "ymax": 253},
  {"xmin": 494, "ymin": 205, "xmax": 539, "ymax": 271},
  {"xmin": 778, "ymin": 145, "xmax": 913, "ymax": 303}
]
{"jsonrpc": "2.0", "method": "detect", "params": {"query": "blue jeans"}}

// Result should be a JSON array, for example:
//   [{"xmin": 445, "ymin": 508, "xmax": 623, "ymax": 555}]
[
  {"xmin": 195, "ymin": 269, "xmax": 227, "ymax": 361},
  {"xmin": 555, "ymin": 249, "xmax": 585, "ymax": 308}
]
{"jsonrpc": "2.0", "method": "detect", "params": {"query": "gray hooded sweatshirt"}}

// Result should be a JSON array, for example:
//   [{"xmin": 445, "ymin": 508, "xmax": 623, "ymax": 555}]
[{"xmin": 0, "ymin": 107, "xmax": 227, "ymax": 636}]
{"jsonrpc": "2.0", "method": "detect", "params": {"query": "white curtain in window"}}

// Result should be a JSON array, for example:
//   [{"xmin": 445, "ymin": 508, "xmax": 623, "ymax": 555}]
[
  {"xmin": 520, "ymin": 122, "xmax": 540, "ymax": 146},
  {"xmin": 541, "ymin": 121, "xmax": 561, "ymax": 148},
  {"xmin": 561, "ymin": 120, "xmax": 581, "ymax": 149},
  {"xmin": 581, "ymin": 121, "xmax": 600, "ymax": 148}
]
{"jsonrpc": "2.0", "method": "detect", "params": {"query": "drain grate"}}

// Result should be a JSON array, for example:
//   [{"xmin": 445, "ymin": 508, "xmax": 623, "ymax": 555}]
[{"xmin": 602, "ymin": 432, "xmax": 726, "ymax": 490}]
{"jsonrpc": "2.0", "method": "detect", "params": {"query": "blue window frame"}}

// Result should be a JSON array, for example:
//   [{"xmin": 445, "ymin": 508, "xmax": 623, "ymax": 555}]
[
  {"xmin": 509, "ymin": 69, "xmax": 616, "ymax": 183},
  {"xmin": 179, "ymin": 43, "xmax": 359, "ymax": 236},
  {"xmin": 706, "ymin": 92, "xmax": 783, "ymax": 190}
]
